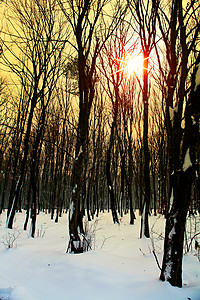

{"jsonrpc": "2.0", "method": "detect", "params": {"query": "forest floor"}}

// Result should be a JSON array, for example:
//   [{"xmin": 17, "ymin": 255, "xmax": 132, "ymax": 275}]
[{"xmin": 0, "ymin": 210, "xmax": 200, "ymax": 300}]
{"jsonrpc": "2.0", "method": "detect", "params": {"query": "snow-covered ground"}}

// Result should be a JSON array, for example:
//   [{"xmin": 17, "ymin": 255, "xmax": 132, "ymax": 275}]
[{"xmin": 0, "ymin": 210, "xmax": 200, "ymax": 300}]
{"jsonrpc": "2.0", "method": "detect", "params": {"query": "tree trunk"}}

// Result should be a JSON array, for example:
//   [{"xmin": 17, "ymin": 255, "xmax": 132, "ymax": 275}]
[
  {"xmin": 24, "ymin": 184, "xmax": 31, "ymax": 231},
  {"xmin": 160, "ymin": 52, "xmax": 200, "ymax": 286},
  {"xmin": 7, "ymin": 97, "xmax": 37, "ymax": 229},
  {"xmin": 160, "ymin": 167, "xmax": 194, "ymax": 287},
  {"xmin": 128, "ymin": 135, "xmax": 135, "ymax": 224},
  {"xmin": 106, "ymin": 122, "xmax": 119, "ymax": 224},
  {"xmin": 140, "ymin": 53, "xmax": 150, "ymax": 238},
  {"xmin": 67, "ymin": 103, "xmax": 89, "ymax": 253}
]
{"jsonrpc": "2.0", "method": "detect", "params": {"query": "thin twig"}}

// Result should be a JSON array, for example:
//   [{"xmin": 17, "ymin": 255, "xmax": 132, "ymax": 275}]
[{"xmin": 152, "ymin": 250, "xmax": 162, "ymax": 270}]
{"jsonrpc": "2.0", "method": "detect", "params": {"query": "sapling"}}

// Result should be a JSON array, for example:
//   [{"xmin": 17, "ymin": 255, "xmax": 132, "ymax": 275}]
[
  {"xmin": 3, "ymin": 230, "xmax": 20, "ymax": 250},
  {"xmin": 184, "ymin": 214, "xmax": 200, "ymax": 260}
]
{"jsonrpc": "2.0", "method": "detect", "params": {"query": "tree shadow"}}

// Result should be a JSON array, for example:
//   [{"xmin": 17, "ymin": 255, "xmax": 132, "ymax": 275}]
[{"xmin": 0, "ymin": 288, "xmax": 12, "ymax": 300}]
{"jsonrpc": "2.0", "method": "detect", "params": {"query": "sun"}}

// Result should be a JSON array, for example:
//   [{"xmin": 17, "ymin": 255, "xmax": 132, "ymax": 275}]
[
  {"xmin": 125, "ymin": 56, "xmax": 143, "ymax": 77},
  {"xmin": 113, "ymin": 46, "xmax": 147, "ymax": 79}
]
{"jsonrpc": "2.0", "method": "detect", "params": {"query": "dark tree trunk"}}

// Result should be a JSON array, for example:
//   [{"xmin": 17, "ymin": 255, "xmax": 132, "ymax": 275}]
[
  {"xmin": 106, "ymin": 122, "xmax": 119, "ymax": 224},
  {"xmin": 67, "ymin": 97, "xmax": 90, "ymax": 253},
  {"xmin": 68, "ymin": 149, "xmax": 85, "ymax": 253},
  {"xmin": 24, "ymin": 184, "xmax": 31, "ymax": 231},
  {"xmin": 29, "ymin": 100, "xmax": 46, "ymax": 237},
  {"xmin": 160, "ymin": 51, "xmax": 200, "ymax": 286},
  {"xmin": 86, "ymin": 180, "xmax": 92, "ymax": 221},
  {"xmin": 30, "ymin": 174, "xmax": 37, "ymax": 238},
  {"xmin": 160, "ymin": 167, "xmax": 195, "ymax": 287},
  {"xmin": 140, "ymin": 53, "xmax": 150, "ymax": 238},
  {"xmin": 129, "ymin": 184, "xmax": 135, "ymax": 225},
  {"xmin": 128, "ymin": 135, "xmax": 135, "ymax": 224},
  {"xmin": 7, "ymin": 98, "xmax": 37, "ymax": 229},
  {"xmin": 0, "ymin": 154, "xmax": 12, "ymax": 214}
]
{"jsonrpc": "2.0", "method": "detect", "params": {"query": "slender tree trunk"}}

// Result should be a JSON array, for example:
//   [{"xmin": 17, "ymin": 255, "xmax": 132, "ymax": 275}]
[
  {"xmin": 0, "ymin": 154, "xmax": 12, "ymax": 214},
  {"xmin": 106, "ymin": 122, "xmax": 119, "ymax": 224},
  {"xmin": 128, "ymin": 135, "xmax": 135, "ymax": 224},
  {"xmin": 7, "ymin": 98, "xmax": 37, "ymax": 229},
  {"xmin": 24, "ymin": 184, "xmax": 31, "ymax": 231},
  {"xmin": 140, "ymin": 53, "xmax": 150, "ymax": 238},
  {"xmin": 29, "ymin": 101, "xmax": 46, "ymax": 237},
  {"xmin": 30, "ymin": 170, "xmax": 37, "ymax": 238}
]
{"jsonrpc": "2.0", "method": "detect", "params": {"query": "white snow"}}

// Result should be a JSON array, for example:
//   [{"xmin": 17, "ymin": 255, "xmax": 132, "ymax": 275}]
[
  {"xmin": 72, "ymin": 184, "xmax": 77, "ymax": 194},
  {"xmin": 6, "ymin": 177, "xmax": 21, "ymax": 228},
  {"xmin": 169, "ymin": 188, "xmax": 173, "ymax": 211},
  {"xmin": 163, "ymin": 217, "xmax": 177, "ymax": 280},
  {"xmin": 168, "ymin": 219, "xmax": 176, "ymax": 240},
  {"xmin": 183, "ymin": 148, "xmax": 192, "ymax": 172},
  {"xmin": 69, "ymin": 201, "xmax": 74, "ymax": 221},
  {"xmin": 76, "ymin": 146, "xmax": 83, "ymax": 160},
  {"xmin": 164, "ymin": 261, "xmax": 173, "ymax": 281},
  {"xmin": 0, "ymin": 210, "xmax": 200, "ymax": 300}
]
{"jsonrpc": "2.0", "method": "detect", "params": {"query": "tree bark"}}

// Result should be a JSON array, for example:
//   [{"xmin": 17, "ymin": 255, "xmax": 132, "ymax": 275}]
[
  {"xmin": 106, "ymin": 122, "xmax": 119, "ymax": 224},
  {"xmin": 140, "ymin": 53, "xmax": 150, "ymax": 238},
  {"xmin": 160, "ymin": 50, "xmax": 200, "ymax": 286},
  {"xmin": 160, "ymin": 167, "xmax": 195, "ymax": 287},
  {"xmin": 7, "ymin": 98, "xmax": 37, "ymax": 229}
]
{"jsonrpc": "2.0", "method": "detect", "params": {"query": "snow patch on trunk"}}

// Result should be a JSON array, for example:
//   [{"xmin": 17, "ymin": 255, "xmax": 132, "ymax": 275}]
[
  {"xmin": 168, "ymin": 220, "xmax": 176, "ymax": 239},
  {"xmin": 73, "ymin": 184, "xmax": 77, "ymax": 194},
  {"xmin": 164, "ymin": 217, "xmax": 177, "ymax": 280},
  {"xmin": 169, "ymin": 188, "xmax": 173, "ymax": 211},
  {"xmin": 6, "ymin": 176, "xmax": 21, "ymax": 228},
  {"xmin": 73, "ymin": 240, "xmax": 80, "ymax": 250},
  {"xmin": 75, "ymin": 146, "xmax": 83, "ymax": 160},
  {"xmin": 183, "ymin": 148, "xmax": 192, "ymax": 172},
  {"xmin": 69, "ymin": 201, "xmax": 75, "ymax": 221}
]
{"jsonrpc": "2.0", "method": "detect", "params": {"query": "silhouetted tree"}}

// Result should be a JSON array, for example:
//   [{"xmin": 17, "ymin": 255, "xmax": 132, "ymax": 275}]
[{"xmin": 155, "ymin": 0, "xmax": 200, "ymax": 287}]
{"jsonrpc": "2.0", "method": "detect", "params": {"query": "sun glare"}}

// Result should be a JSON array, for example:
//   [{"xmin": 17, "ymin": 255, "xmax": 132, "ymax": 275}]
[
  {"xmin": 113, "ymin": 49, "xmax": 145, "ymax": 79},
  {"xmin": 125, "ymin": 56, "xmax": 143, "ymax": 76}
]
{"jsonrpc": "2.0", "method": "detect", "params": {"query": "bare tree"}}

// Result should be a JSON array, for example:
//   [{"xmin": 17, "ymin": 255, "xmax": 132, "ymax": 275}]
[
  {"xmin": 99, "ymin": 22, "xmax": 140, "ymax": 223},
  {"xmin": 1, "ymin": 0, "xmax": 67, "ymax": 230},
  {"xmin": 155, "ymin": 0, "xmax": 200, "ymax": 287},
  {"xmin": 0, "ymin": 77, "xmax": 14, "ymax": 214},
  {"xmin": 100, "ymin": 30, "xmax": 125, "ymax": 224},
  {"xmin": 59, "ymin": 0, "xmax": 125, "ymax": 253},
  {"xmin": 128, "ymin": 0, "xmax": 159, "ymax": 238},
  {"xmin": 59, "ymin": 0, "xmax": 103, "ymax": 253}
]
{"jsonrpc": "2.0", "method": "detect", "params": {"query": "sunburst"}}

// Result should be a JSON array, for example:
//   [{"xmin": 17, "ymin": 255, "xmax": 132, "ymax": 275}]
[{"xmin": 113, "ymin": 47, "xmax": 148, "ymax": 79}]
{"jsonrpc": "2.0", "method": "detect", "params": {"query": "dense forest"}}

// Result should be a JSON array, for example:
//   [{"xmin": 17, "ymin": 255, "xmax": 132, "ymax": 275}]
[{"xmin": 0, "ymin": 0, "xmax": 199, "ymax": 288}]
